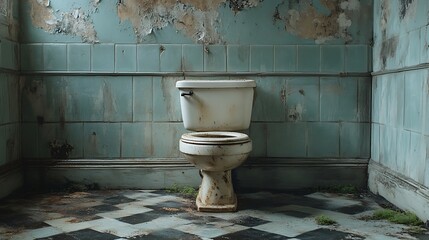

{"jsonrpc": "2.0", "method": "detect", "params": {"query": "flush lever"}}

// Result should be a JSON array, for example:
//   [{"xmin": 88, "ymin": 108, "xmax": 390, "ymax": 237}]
[{"xmin": 181, "ymin": 90, "xmax": 193, "ymax": 97}]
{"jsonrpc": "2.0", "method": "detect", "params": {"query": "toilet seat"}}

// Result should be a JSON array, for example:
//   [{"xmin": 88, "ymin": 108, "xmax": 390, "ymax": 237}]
[{"xmin": 180, "ymin": 132, "xmax": 250, "ymax": 145}]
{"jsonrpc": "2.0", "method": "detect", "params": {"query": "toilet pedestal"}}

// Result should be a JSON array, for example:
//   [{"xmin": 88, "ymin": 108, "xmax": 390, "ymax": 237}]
[{"xmin": 196, "ymin": 170, "xmax": 237, "ymax": 212}]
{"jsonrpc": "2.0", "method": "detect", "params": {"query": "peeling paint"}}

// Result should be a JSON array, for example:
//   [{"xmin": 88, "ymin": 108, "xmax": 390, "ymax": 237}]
[
  {"xmin": 228, "ymin": 0, "xmax": 261, "ymax": 13},
  {"xmin": 117, "ymin": 0, "xmax": 228, "ymax": 43},
  {"xmin": 29, "ymin": 0, "xmax": 98, "ymax": 43},
  {"xmin": 277, "ymin": 0, "xmax": 360, "ymax": 44}
]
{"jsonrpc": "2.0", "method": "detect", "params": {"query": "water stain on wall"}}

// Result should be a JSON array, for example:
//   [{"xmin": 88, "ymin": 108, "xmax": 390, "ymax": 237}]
[
  {"xmin": 399, "ymin": 0, "xmax": 415, "ymax": 19},
  {"xmin": 276, "ymin": 0, "xmax": 360, "ymax": 43},
  {"xmin": 29, "ymin": 0, "xmax": 98, "ymax": 42}
]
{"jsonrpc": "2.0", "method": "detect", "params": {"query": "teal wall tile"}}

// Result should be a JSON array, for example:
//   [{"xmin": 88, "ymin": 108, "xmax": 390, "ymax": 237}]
[
  {"xmin": 43, "ymin": 44, "xmax": 67, "ymax": 71},
  {"xmin": 386, "ymin": 73, "xmax": 404, "ymax": 127},
  {"xmin": 404, "ymin": 70, "xmax": 424, "ymax": 132},
  {"xmin": 73, "ymin": 76, "xmax": 132, "ymax": 121},
  {"xmin": 91, "ymin": 44, "xmax": 114, "ymax": 72},
  {"xmin": 298, "ymin": 46, "xmax": 320, "ymax": 72},
  {"xmin": 408, "ymin": 132, "xmax": 426, "ymax": 182},
  {"xmin": 267, "ymin": 123, "xmax": 307, "ymax": 157},
  {"xmin": 67, "ymin": 44, "xmax": 91, "ymax": 71},
  {"xmin": 137, "ymin": 44, "xmax": 160, "ymax": 72},
  {"xmin": 321, "ymin": 45, "xmax": 344, "ymax": 73},
  {"xmin": 249, "ymin": 123, "xmax": 267, "ymax": 157},
  {"xmin": 425, "ymin": 77, "xmax": 429, "ymax": 136},
  {"xmin": 182, "ymin": 45, "xmax": 203, "ymax": 72},
  {"xmin": 22, "ymin": 76, "xmax": 133, "ymax": 122},
  {"xmin": 37, "ymin": 123, "xmax": 84, "ymax": 159},
  {"xmin": 21, "ymin": 44, "xmax": 44, "ymax": 71},
  {"xmin": 308, "ymin": 122, "xmax": 339, "ymax": 157},
  {"xmin": 0, "ymin": 126, "xmax": 5, "ymax": 166},
  {"xmin": 396, "ymin": 129, "xmax": 411, "ymax": 174},
  {"xmin": 0, "ymin": 76, "xmax": 8, "ymax": 124},
  {"xmin": 0, "ymin": 40, "xmax": 18, "ymax": 70},
  {"xmin": 21, "ymin": 76, "xmax": 50, "ymax": 122},
  {"xmin": 371, "ymin": 123, "xmax": 380, "ymax": 162},
  {"xmin": 275, "ymin": 45, "xmax": 297, "ymax": 72},
  {"xmin": 21, "ymin": 123, "xmax": 38, "ymax": 159},
  {"xmin": 320, "ymin": 77, "xmax": 358, "ymax": 121},
  {"xmin": 285, "ymin": 77, "xmax": 319, "ymax": 122},
  {"xmin": 420, "ymin": 26, "xmax": 429, "ymax": 64},
  {"xmin": 357, "ymin": 77, "xmax": 371, "ymax": 122},
  {"xmin": 204, "ymin": 45, "xmax": 226, "ymax": 72},
  {"xmin": 5, "ymin": 124, "xmax": 19, "ymax": 163},
  {"xmin": 133, "ymin": 76, "xmax": 153, "ymax": 122},
  {"xmin": 115, "ymin": 44, "xmax": 137, "ymax": 72},
  {"xmin": 7, "ymin": 75, "xmax": 19, "ymax": 123},
  {"xmin": 379, "ymin": 125, "xmax": 398, "ymax": 171},
  {"xmin": 0, "ymin": 124, "xmax": 18, "ymax": 164},
  {"xmin": 345, "ymin": 45, "xmax": 369, "ymax": 72},
  {"xmin": 153, "ymin": 77, "xmax": 183, "ymax": 122},
  {"xmin": 152, "ymin": 123, "xmax": 186, "ymax": 158},
  {"xmin": 340, "ymin": 123, "xmax": 370, "ymax": 158},
  {"xmin": 251, "ymin": 77, "xmax": 285, "ymax": 121},
  {"xmin": 160, "ymin": 44, "xmax": 182, "ymax": 72},
  {"xmin": 406, "ymin": 29, "xmax": 421, "ymax": 67},
  {"xmin": 371, "ymin": 76, "xmax": 381, "ymax": 124},
  {"xmin": 250, "ymin": 45, "xmax": 274, "ymax": 72},
  {"xmin": 121, "ymin": 123, "xmax": 152, "ymax": 158},
  {"xmin": 84, "ymin": 123, "xmax": 121, "ymax": 158},
  {"xmin": 425, "ymin": 136, "xmax": 429, "ymax": 186},
  {"xmin": 227, "ymin": 45, "xmax": 249, "ymax": 72}
]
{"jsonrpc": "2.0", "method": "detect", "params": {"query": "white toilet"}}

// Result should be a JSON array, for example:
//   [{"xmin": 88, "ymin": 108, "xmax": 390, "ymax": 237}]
[{"xmin": 176, "ymin": 80, "xmax": 256, "ymax": 212}]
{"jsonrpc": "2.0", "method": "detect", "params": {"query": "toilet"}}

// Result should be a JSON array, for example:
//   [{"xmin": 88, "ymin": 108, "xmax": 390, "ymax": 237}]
[{"xmin": 176, "ymin": 80, "xmax": 256, "ymax": 212}]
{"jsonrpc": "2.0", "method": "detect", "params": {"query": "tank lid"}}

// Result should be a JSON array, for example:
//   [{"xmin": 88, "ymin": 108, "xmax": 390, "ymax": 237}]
[{"xmin": 176, "ymin": 80, "xmax": 256, "ymax": 88}]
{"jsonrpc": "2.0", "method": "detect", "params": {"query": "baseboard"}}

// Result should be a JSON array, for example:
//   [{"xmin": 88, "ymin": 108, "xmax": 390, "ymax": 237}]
[
  {"xmin": 24, "ymin": 158, "xmax": 368, "ymax": 191},
  {"xmin": 0, "ymin": 163, "xmax": 23, "ymax": 199},
  {"xmin": 368, "ymin": 160, "xmax": 429, "ymax": 221}
]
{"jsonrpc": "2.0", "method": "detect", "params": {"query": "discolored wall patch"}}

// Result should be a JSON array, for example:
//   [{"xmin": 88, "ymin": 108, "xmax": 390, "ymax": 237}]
[
  {"xmin": 275, "ymin": 0, "xmax": 361, "ymax": 44},
  {"xmin": 28, "ymin": 0, "xmax": 98, "ymax": 43}
]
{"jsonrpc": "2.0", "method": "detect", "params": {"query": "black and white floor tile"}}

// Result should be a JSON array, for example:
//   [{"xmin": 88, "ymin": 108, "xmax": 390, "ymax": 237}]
[{"xmin": 0, "ymin": 190, "xmax": 427, "ymax": 240}]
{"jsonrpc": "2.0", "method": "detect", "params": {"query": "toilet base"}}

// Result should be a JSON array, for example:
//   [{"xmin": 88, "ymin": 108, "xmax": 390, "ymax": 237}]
[{"xmin": 195, "ymin": 170, "xmax": 237, "ymax": 212}]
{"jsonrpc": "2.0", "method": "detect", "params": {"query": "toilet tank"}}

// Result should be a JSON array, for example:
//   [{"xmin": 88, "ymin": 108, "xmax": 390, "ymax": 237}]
[{"xmin": 176, "ymin": 80, "xmax": 256, "ymax": 131}]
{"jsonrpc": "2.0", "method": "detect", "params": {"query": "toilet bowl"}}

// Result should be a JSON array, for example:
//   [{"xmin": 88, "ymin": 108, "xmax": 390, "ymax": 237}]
[
  {"xmin": 179, "ymin": 132, "xmax": 252, "ymax": 212},
  {"xmin": 176, "ymin": 80, "xmax": 256, "ymax": 212}
]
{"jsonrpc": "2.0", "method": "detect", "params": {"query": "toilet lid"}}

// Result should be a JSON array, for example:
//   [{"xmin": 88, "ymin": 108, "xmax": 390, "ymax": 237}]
[{"xmin": 181, "ymin": 132, "xmax": 250, "ymax": 145}]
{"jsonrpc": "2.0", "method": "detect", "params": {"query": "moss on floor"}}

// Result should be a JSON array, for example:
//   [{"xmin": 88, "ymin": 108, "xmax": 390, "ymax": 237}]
[
  {"xmin": 370, "ymin": 209, "xmax": 424, "ymax": 226},
  {"xmin": 315, "ymin": 215, "xmax": 337, "ymax": 225},
  {"xmin": 166, "ymin": 184, "xmax": 198, "ymax": 198}
]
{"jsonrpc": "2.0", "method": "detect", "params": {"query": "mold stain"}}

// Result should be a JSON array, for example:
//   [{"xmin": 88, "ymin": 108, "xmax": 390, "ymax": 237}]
[
  {"xmin": 287, "ymin": 104, "xmax": 303, "ymax": 122},
  {"xmin": 379, "ymin": 0, "xmax": 398, "ymax": 70},
  {"xmin": 28, "ymin": 0, "xmax": 98, "ymax": 43},
  {"xmin": 399, "ymin": 0, "xmax": 415, "ymax": 19},
  {"xmin": 276, "ymin": 0, "xmax": 360, "ymax": 44}
]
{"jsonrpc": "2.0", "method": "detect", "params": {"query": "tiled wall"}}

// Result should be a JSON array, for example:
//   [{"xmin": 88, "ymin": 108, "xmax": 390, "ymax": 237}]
[
  {"xmin": 372, "ymin": 0, "xmax": 429, "ymax": 187},
  {"xmin": 0, "ymin": 0, "xmax": 21, "ymax": 198},
  {"xmin": 18, "ymin": 0, "xmax": 373, "ymax": 189},
  {"xmin": 20, "ymin": 44, "xmax": 370, "ymax": 73},
  {"xmin": 20, "ymin": 44, "xmax": 371, "ymax": 160}
]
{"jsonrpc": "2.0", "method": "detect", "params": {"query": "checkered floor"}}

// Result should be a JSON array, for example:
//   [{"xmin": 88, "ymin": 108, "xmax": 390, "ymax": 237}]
[{"xmin": 0, "ymin": 189, "xmax": 427, "ymax": 240}]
